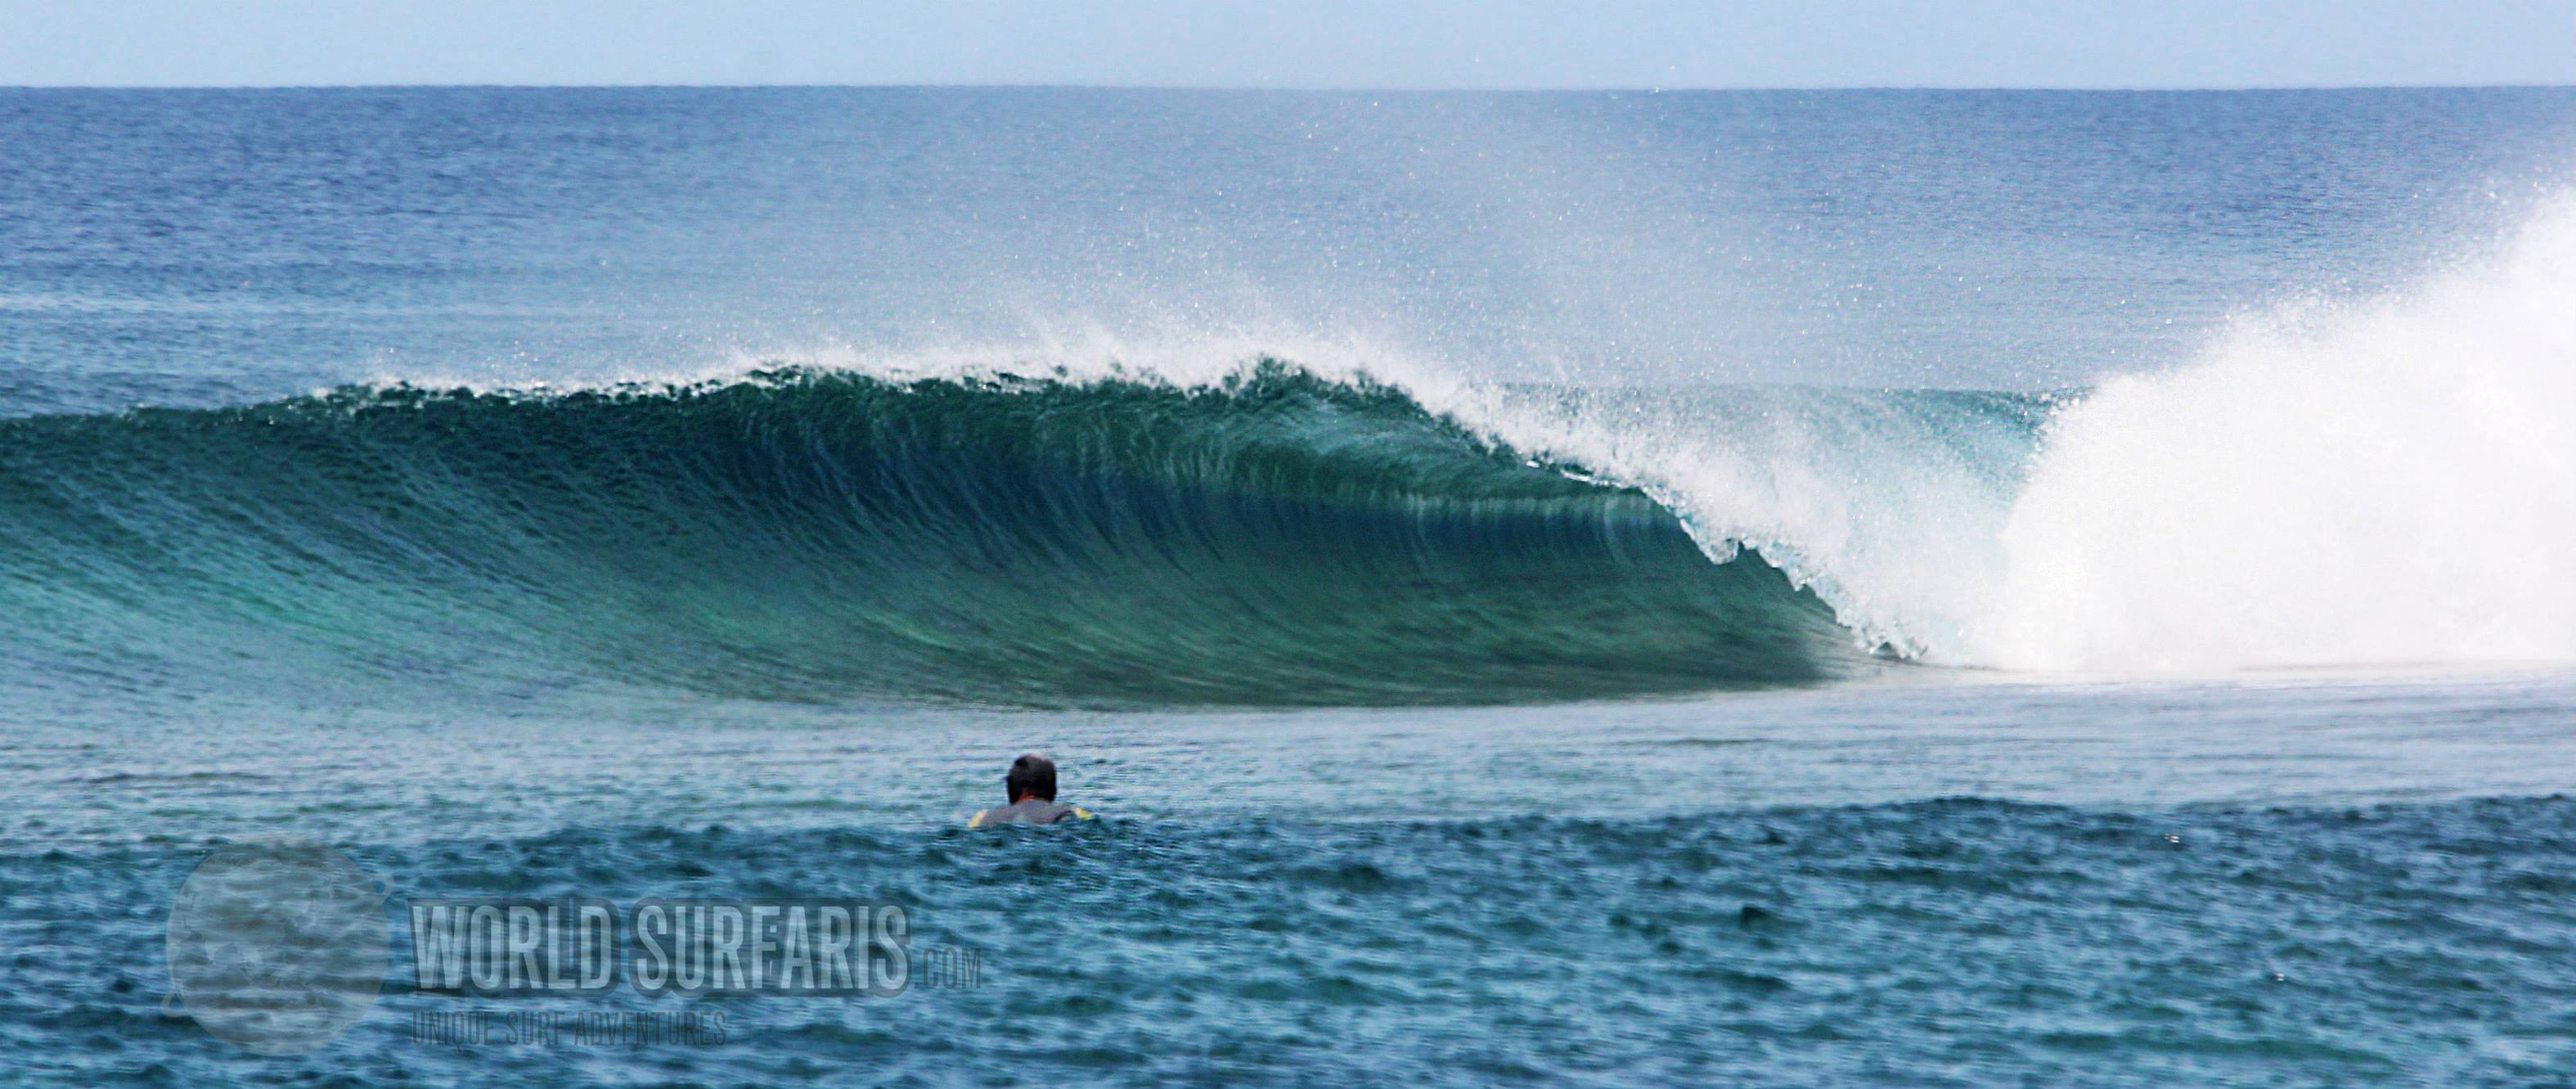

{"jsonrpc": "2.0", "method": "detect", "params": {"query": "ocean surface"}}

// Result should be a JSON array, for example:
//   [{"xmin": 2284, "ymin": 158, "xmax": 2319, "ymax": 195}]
[{"xmin": 2, "ymin": 86, "xmax": 2574, "ymax": 1087}]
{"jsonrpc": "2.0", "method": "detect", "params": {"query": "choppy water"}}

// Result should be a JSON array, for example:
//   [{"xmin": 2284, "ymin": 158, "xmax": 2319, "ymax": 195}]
[{"xmin": 2, "ymin": 87, "xmax": 2574, "ymax": 1087}]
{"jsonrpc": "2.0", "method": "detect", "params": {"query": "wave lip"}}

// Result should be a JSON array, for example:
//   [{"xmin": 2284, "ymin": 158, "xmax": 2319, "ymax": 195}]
[{"xmin": 0, "ymin": 362, "xmax": 1866, "ymax": 708}]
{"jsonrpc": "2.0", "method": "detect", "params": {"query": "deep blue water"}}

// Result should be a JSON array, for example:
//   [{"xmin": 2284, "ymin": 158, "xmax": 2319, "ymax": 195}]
[
  {"xmin": 2, "ymin": 87, "xmax": 2574, "ymax": 1087},
  {"xmin": 7, "ymin": 86, "xmax": 2574, "ymax": 412}
]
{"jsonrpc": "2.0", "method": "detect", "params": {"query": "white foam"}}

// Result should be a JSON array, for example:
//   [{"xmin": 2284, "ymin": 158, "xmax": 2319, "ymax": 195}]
[
  {"xmin": 1970, "ymin": 197, "xmax": 2576, "ymax": 671},
  {"xmin": 1436, "ymin": 385, "xmax": 2030, "ymax": 658},
  {"xmin": 362, "ymin": 321, "xmax": 1477, "ymax": 406}
]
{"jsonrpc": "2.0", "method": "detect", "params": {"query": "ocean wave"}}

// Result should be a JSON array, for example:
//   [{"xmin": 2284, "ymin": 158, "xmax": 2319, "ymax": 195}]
[
  {"xmin": 11, "ymin": 178, "xmax": 2567, "ymax": 709},
  {"xmin": 0, "ymin": 362, "xmax": 1871, "ymax": 707}
]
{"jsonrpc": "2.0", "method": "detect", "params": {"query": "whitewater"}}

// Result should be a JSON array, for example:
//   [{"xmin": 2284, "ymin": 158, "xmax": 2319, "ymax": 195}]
[
  {"xmin": 1980, "ymin": 196, "xmax": 2576, "ymax": 671},
  {"xmin": 1452, "ymin": 189, "xmax": 2576, "ymax": 677}
]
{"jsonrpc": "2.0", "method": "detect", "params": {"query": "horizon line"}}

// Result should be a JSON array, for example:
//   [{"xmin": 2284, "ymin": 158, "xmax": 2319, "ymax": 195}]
[{"xmin": 7, "ymin": 81, "xmax": 2574, "ymax": 94}]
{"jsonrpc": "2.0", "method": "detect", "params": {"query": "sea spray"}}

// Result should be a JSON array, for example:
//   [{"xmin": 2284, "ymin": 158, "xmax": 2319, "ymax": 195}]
[{"xmin": 1978, "ymin": 197, "xmax": 2576, "ymax": 670}]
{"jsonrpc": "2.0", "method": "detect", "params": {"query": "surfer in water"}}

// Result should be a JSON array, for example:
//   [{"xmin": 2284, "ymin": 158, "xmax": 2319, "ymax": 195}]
[{"xmin": 968, "ymin": 753, "xmax": 1095, "ymax": 827}]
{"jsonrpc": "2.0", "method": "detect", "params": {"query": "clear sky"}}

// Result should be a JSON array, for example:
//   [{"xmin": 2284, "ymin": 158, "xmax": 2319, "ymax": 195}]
[{"xmin": 3, "ymin": 0, "xmax": 2572, "ymax": 90}]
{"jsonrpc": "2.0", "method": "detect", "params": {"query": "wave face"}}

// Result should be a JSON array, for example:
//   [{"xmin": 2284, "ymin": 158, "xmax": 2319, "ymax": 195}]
[{"xmin": 0, "ymin": 364, "xmax": 1866, "ymax": 707}]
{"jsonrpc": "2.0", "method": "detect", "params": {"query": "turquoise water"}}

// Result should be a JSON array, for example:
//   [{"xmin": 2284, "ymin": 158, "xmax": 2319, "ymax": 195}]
[{"xmin": 2, "ymin": 87, "xmax": 2574, "ymax": 1086}]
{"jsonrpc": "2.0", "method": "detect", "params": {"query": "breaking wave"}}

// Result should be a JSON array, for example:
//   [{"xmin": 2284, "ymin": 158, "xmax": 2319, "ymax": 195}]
[{"xmin": 0, "ymin": 364, "xmax": 1877, "ymax": 707}]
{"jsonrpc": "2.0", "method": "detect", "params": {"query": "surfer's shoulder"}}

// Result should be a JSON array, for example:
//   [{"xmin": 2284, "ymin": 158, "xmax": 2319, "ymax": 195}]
[{"xmin": 966, "ymin": 799, "xmax": 1095, "ymax": 828}]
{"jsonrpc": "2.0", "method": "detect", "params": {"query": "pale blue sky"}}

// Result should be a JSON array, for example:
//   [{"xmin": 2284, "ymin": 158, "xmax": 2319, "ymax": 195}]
[{"xmin": 3, "ymin": 0, "xmax": 2572, "ymax": 90}]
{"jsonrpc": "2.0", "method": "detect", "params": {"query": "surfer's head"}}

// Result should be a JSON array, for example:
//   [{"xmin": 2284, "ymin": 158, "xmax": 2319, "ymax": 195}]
[{"xmin": 1005, "ymin": 753, "xmax": 1058, "ymax": 803}]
